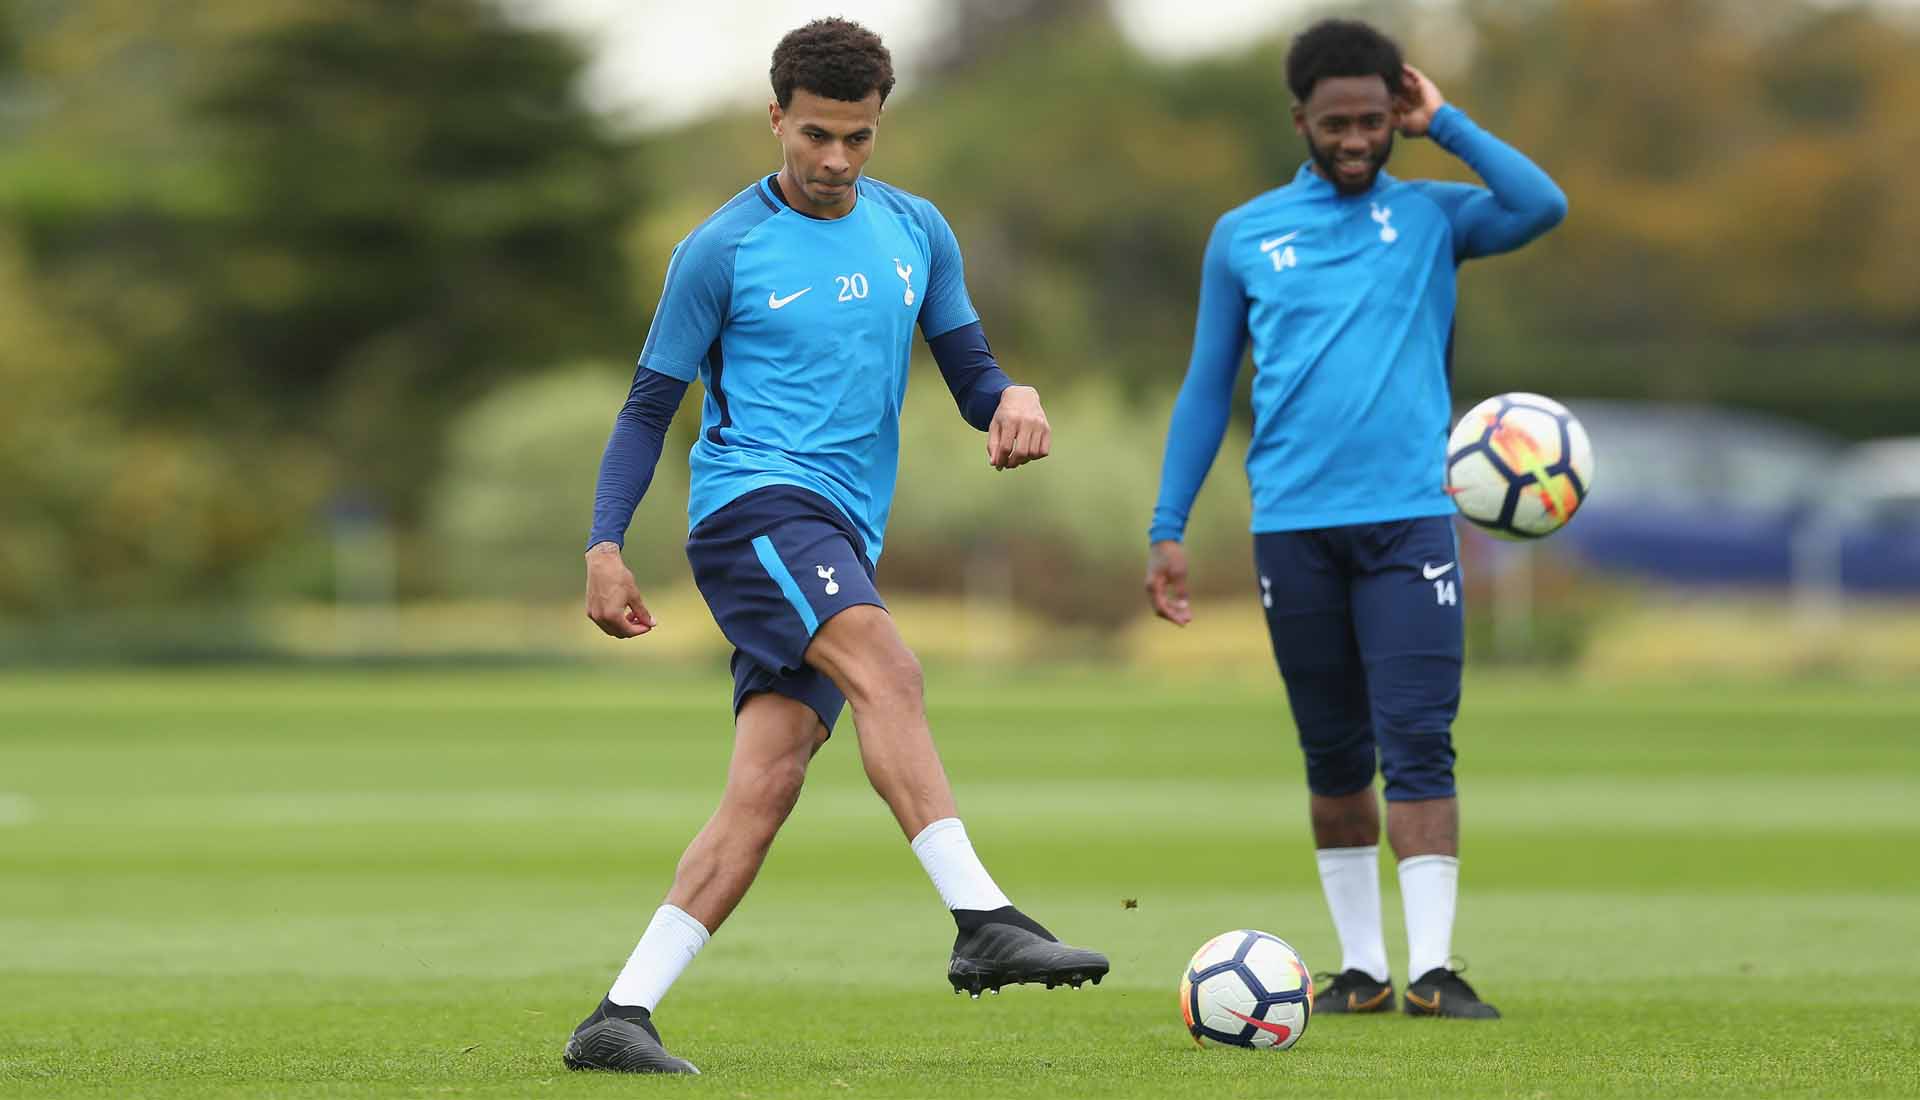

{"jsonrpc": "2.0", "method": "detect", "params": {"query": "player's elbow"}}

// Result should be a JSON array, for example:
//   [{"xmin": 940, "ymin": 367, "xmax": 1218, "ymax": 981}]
[{"xmin": 1531, "ymin": 183, "xmax": 1569, "ymax": 235}]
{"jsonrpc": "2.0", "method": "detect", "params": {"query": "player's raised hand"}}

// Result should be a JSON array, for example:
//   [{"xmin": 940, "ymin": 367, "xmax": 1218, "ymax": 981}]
[
  {"xmin": 585, "ymin": 542, "xmax": 657, "ymax": 638},
  {"xmin": 987, "ymin": 385, "xmax": 1052, "ymax": 470},
  {"xmin": 1145, "ymin": 539, "xmax": 1194, "ymax": 627},
  {"xmin": 1396, "ymin": 64, "xmax": 1445, "ymax": 138}
]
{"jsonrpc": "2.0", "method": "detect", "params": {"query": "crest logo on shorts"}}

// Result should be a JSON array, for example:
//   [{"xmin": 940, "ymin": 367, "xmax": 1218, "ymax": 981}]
[{"xmin": 816, "ymin": 565, "xmax": 840, "ymax": 596}]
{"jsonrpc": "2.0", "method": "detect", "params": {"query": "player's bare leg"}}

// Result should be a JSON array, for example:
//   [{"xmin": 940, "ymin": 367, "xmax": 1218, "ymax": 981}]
[
  {"xmin": 566, "ymin": 694, "xmax": 826, "ymax": 1074},
  {"xmin": 1386, "ymin": 795, "xmax": 1456, "ymax": 859},
  {"xmin": 666, "ymin": 693, "xmax": 830, "ymax": 929},
  {"xmin": 805, "ymin": 605, "xmax": 1109, "ymax": 996},
  {"xmin": 1311, "ymin": 789, "xmax": 1381, "ymax": 848},
  {"xmin": 803, "ymin": 605, "xmax": 953, "ymax": 838}
]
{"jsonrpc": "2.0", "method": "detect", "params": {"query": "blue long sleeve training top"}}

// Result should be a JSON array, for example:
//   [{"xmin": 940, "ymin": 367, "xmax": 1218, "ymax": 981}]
[
  {"xmin": 1149, "ymin": 105, "xmax": 1568, "ymax": 543},
  {"xmin": 586, "ymin": 172, "xmax": 1014, "ymax": 554}
]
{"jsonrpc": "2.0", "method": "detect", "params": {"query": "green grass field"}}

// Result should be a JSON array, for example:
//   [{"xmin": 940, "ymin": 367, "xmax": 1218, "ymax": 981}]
[{"xmin": 3, "ymin": 666, "xmax": 1918, "ymax": 1098}]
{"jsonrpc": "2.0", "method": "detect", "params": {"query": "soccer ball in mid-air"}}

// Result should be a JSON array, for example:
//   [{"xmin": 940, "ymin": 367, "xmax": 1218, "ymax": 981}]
[
  {"xmin": 1180, "ymin": 930, "xmax": 1313, "ymax": 1050},
  {"xmin": 1446, "ymin": 392, "xmax": 1595, "ymax": 539}
]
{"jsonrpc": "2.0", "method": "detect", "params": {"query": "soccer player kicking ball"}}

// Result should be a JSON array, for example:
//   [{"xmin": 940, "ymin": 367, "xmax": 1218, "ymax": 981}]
[
  {"xmin": 569, "ymin": 18, "xmax": 1107, "ymax": 1074},
  {"xmin": 1145, "ymin": 20, "xmax": 1566, "ymax": 1020}
]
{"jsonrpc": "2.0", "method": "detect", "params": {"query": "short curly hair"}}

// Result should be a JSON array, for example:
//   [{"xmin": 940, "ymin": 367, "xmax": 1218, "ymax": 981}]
[
  {"xmin": 1285, "ymin": 19, "xmax": 1404, "ymax": 104},
  {"xmin": 770, "ymin": 18, "xmax": 896, "ymax": 108}
]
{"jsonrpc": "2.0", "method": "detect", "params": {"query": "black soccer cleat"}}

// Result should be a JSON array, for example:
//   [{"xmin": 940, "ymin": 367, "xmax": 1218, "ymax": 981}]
[
  {"xmin": 1313, "ymin": 969, "xmax": 1395, "ymax": 1014},
  {"xmin": 563, "ymin": 998, "xmax": 700, "ymax": 1074},
  {"xmin": 946, "ymin": 906, "xmax": 1109, "ymax": 998},
  {"xmin": 1403, "ymin": 966, "xmax": 1501, "ymax": 1019}
]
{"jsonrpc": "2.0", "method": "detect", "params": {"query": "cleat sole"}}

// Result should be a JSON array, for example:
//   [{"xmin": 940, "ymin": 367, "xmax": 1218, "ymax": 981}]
[{"xmin": 947, "ymin": 962, "xmax": 1110, "ymax": 995}]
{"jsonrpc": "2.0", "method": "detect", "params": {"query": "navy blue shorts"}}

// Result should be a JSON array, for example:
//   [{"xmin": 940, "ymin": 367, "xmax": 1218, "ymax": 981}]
[
  {"xmin": 1254, "ymin": 516, "xmax": 1463, "ymax": 802},
  {"xmin": 685, "ymin": 485, "xmax": 885, "ymax": 733}
]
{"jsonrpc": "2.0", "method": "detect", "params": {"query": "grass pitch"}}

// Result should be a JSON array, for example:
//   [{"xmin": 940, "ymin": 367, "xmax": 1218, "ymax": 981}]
[{"xmin": 3, "ymin": 665, "xmax": 1917, "ymax": 1098}]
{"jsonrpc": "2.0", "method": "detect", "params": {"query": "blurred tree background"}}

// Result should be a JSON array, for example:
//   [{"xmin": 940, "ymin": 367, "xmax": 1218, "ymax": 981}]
[{"xmin": 2, "ymin": 0, "xmax": 1916, "ymax": 643}]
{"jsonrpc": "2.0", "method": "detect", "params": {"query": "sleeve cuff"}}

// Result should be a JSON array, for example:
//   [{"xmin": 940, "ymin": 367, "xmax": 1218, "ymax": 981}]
[
  {"xmin": 1426, "ymin": 103, "xmax": 1471, "ymax": 147},
  {"xmin": 637, "ymin": 352, "xmax": 699, "ymax": 383},
  {"xmin": 921, "ymin": 312, "xmax": 983, "ymax": 342}
]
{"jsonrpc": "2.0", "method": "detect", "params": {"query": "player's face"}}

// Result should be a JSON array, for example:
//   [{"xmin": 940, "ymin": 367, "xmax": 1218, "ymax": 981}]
[
  {"xmin": 770, "ymin": 89, "xmax": 882, "ymax": 218},
  {"xmin": 1293, "ymin": 76, "xmax": 1396, "ymax": 195}
]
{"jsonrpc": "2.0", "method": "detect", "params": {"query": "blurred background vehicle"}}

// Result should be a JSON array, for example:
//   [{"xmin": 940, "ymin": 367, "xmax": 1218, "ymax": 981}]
[{"xmin": 1553, "ymin": 402, "xmax": 1920, "ymax": 594}]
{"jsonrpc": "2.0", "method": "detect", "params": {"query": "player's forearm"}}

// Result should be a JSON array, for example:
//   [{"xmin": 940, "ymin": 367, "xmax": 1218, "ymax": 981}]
[
  {"xmin": 927, "ymin": 321, "xmax": 1012, "ymax": 431},
  {"xmin": 1148, "ymin": 369, "xmax": 1235, "ymax": 543},
  {"xmin": 586, "ymin": 367, "xmax": 689, "ymax": 551},
  {"xmin": 1152, "ymin": 226, "xmax": 1248, "ymax": 542},
  {"xmin": 1428, "ymin": 105, "xmax": 1567, "ymax": 232}
]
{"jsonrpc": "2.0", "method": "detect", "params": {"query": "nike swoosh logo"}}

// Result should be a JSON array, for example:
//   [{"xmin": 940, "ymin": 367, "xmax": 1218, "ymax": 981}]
[
  {"xmin": 1404, "ymin": 989, "xmax": 1440, "ymax": 1012},
  {"xmin": 1422, "ymin": 562, "xmax": 1456, "ymax": 580},
  {"xmin": 767, "ymin": 287, "xmax": 812, "ymax": 309},
  {"xmin": 1350, "ymin": 987, "xmax": 1392, "ymax": 1011},
  {"xmin": 1225, "ymin": 1009, "xmax": 1291, "ymax": 1043},
  {"xmin": 1260, "ymin": 232, "xmax": 1301, "ymax": 251}
]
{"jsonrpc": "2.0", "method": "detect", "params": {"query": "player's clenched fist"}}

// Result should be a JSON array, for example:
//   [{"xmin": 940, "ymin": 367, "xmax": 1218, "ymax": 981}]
[
  {"xmin": 987, "ymin": 385, "xmax": 1051, "ymax": 470},
  {"xmin": 584, "ymin": 542, "xmax": 656, "ymax": 638}
]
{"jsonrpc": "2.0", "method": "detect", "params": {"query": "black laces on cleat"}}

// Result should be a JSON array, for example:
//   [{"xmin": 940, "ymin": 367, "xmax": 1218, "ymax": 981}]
[{"xmin": 1428, "ymin": 957, "xmax": 1481, "ymax": 996}]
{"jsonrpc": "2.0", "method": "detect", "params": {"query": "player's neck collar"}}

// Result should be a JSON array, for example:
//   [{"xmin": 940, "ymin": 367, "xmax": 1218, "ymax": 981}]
[
  {"xmin": 1295, "ymin": 161, "xmax": 1395, "ymax": 198},
  {"xmin": 763, "ymin": 173, "xmax": 861, "ymax": 222}
]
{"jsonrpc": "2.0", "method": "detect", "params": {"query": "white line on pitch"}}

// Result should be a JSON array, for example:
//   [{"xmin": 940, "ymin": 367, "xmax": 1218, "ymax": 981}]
[{"xmin": 0, "ymin": 794, "xmax": 37, "ymax": 826}]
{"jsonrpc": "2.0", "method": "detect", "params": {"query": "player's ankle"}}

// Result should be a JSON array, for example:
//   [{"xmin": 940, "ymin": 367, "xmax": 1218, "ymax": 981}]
[
  {"xmin": 952, "ymin": 905, "xmax": 1054, "ymax": 940},
  {"xmin": 598, "ymin": 998, "xmax": 652, "ymax": 1022}
]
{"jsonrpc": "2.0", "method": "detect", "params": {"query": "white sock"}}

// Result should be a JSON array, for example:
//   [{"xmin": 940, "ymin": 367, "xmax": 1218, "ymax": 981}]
[
  {"xmin": 607, "ymin": 904, "xmax": 710, "ymax": 1012},
  {"xmin": 910, "ymin": 817, "xmax": 1012, "ymax": 911},
  {"xmin": 1398, "ymin": 854, "xmax": 1460, "ymax": 980},
  {"xmin": 1315, "ymin": 846, "xmax": 1389, "ymax": 982}
]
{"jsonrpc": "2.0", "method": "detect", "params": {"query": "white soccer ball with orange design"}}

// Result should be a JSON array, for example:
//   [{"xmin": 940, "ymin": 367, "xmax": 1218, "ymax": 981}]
[
  {"xmin": 1445, "ymin": 392, "xmax": 1595, "ymax": 539},
  {"xmin": 1180, "ymin": 930, "xmax": 1313, "ymax": 1050}
]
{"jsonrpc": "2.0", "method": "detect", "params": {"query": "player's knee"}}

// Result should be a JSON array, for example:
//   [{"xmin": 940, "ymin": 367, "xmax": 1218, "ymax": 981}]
[
  {"xmin": 764, "ymin": 754, "xmax": 810, "ymax": 814},
  {"xmin": 873, "ymin": 649, "xmax": 925, "ymax": 713},
  {"xmin": 1377, "ymin": 728, "xmax": 1456, "ymax": 801},
  {"xmin": 1294, "ymin": 707, "xmax": 1376, "ymax": 797},
  {"xmin": 729, "ymin": 755, "xmax": 810, "ymax": 831},
  {"xmin": 842, "ymin": 641, "xmax": 923, "ymax": 713},
  {"xmin": 1304, "ymin": 742, "xmax": 1376, "ymax": 797}
]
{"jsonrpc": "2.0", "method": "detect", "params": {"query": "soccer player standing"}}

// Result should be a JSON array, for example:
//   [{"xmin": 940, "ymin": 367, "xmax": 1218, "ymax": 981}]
[
  {"xmin": 569, "ymin": 19, "xmax": 1107, "ymax": 1074},
  {"xmin": 1145, "ymin": 20, "xmax": 1566, "ymax": 1019}
]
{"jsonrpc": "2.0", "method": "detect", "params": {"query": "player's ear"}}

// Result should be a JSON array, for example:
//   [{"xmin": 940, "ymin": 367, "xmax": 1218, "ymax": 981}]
[
  {"xmin": 1290, "ymin": 101, "xmax": 1307, "ymax": 137},
  {"xmin": 769, "ymin": 98, "xmax": 783, "ymax": 136}
]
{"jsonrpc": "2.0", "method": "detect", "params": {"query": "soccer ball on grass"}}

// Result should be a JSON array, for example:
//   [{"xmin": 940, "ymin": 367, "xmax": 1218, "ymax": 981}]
[{"xmin": 1180, "ymin": 930, "xmax": 1313, "ymax": 1050}]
